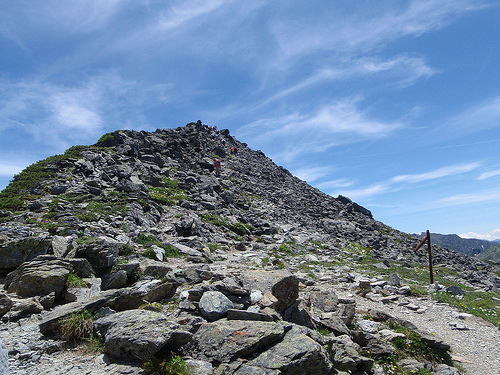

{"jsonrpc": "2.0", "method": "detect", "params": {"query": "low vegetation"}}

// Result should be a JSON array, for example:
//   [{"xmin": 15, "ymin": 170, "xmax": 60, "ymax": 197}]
[{"xmin": 143, "ymin": 353, "xmax": 191, "ymax": 375}]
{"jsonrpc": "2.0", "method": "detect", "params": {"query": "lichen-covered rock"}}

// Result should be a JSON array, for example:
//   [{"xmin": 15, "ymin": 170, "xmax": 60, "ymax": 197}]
[
  {"xmin": 249, "ymin": 327, "xmax": 333, "ymax": 375},
  {"xmin": 182, "ymin": 320, "xmax": 290, "ymax": 364},
  {"xmin": 4, "ymin": 255, "xmax": 73, "ymax": 298},
  {"xmin": 94, "ymin": 309, "xmax": 192, "ymax": 362},
  {"xmin": 0, "ymin": 229, "xmax": 51, "ymax": 272},
  {"xmin": 199, "ymin": 290, "xmax": 234, "ymax": 321}
]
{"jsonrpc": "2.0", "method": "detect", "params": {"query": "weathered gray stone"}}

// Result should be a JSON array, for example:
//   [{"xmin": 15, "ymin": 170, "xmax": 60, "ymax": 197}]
[
  {"xmin": 94, "ymin": 309, "xmax": 192, "ymax": 362},
  {"xmin": 283, "ymin": 300, "xmax": 317, "ymax": 329},
  {"xmin": 249, "ymin": 327, "xmax": 333, "ymax": 375},
  {"xmin": 3, "ymin": 298, "xmax": 43, "ymax": 321},
  {"xmin": 308, "ymin": 289, "xmax": 339, "ymax": 313},
  {"xmin": 183, "ymin": 320, "xmax": 290, "ymax": 364},
  {"xmin": 139, "ymin": 259, "xmax": 172, "ymax": 280},
  {"xmin": 101, "ymin": 270, "xmax": 128, "ymax": 290},
  {"xmin": 0, "ymin": 340, "xmax": 7, "ymax": 375},
  {"xmin": 199, "ymin": 291, "xmax": 234, "ymax": 321},
  {"xmin": 51, "ymin": 235, "xmax": 75, "ymax": 258},
  {"xmin": 227, "ymin": 309, "xmax": 274, "ymax": 322},
  {"xmin": 389, "ymin": 273, "xmax": 401, "ymax": 287},
  {"xmin": 185, "ymin": 359, "xmax": 214, "ymax": 375},
  {"xmin": 4, "ymin": 255, "xmax": 73, "ymax": 298},
  {"xmin": 0, "ymin": 232, "xmax": 51, "ymax": 271},
  {"xmin": 67, "ymin": 258, "xmax": 94, "ymax": 278},
  {"xmin": 0, "ymin": 294, "xmax": 13, "ymax": 318}
]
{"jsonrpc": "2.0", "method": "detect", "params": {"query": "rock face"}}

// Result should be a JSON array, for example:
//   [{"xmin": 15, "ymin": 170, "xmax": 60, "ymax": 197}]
[
  {"xmin": 0, "ymin": 122, "xmax": 497, "ymax": 374},
  {"xmin": 94, "ymin": 309, "xmax": 192, "ymax": 362},
  {"xmin": 4, "ymin": 255, "xmax": 73, "ymax": 298}
]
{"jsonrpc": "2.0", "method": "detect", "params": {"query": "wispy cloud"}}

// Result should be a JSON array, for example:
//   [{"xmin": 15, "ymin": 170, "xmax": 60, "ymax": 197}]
[
  {"xmin": 478, "ymin": 168, "xmax": 500, "ymax": 180},
  {"xmin": 438, "ymin": 189, "xmax": 500, "ymax": 206},
  {"xmin": 335, "ymin": 162, "xmax": 482, "ymax": 200},
  {"xmin": 0, "ymin": 72, "xmax": 174, "ymax": 150},
  {"xmin": 0, "ymin": 163, "xmax": 26, "ymax": 177},
  {"xmin": 261, "ymin": 55, "xmax": 435, "ymax": 105},
  {"xmin": 443, "ymin": 96, "xmax": 500, "ymax": 137},
  {"xmin": 238, "ymin": 97, "xmax": 402, "ymax": 163},
  {"xmin": 391, "ymin": 162, "xmax": 481, "ymax": 183},
  {"xmin": 292, "ymin": 166, "xmax": 336, "ymax": 183},
  {"xmin": 271, "ymin": 0, "xmax": 487, "ymax": 68}
]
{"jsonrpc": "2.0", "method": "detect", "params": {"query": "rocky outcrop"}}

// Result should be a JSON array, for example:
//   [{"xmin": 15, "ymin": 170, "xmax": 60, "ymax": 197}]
[{"xmin": 1, "ymin": 122, "xmax": 495, "ymax": 374}]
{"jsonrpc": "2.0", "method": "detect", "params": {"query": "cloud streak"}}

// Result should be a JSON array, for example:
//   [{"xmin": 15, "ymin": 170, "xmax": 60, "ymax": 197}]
[{"xmin": 336, "ymin": 162, "xmax": 482, "ymax": 200}]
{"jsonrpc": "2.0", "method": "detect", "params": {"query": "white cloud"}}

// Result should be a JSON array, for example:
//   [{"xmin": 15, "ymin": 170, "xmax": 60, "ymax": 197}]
[
  {"xmin": 316, "ymin": 178, "xmax": 354, "ymax": 191},
  {"xmin": 0, "ymin": 163, "xmax": 25, "ymax": 177},
  {"xmin": 238, "ymin": 98, "xmax": 402, "ymax": 163},
  {"xmin": 271, "ymin": 0, "xmax": 486, "ymax": 67},
  {"xmin": 478, "ymin": 168, "xmax": 500, "ymax": 180},
  {"xmin": 331, "ymin": 162, "xmax": 482, "ymax": 200},
  {"xmin": 460, "ymin": 229, "xmax": 500, "ymax": 241},
  {"xmin": 438, "ymin": 190, "xmax": 500, "ymax": 206},
  {"xmin": 292, "ymin": 166, "xmax": 335, "ymax": 183},
  {"xmin": 391, "ymin": 162, "xmax": 481, "ymax": 183},
  {"xmin": 336, "ymin": 183, "xmax": 390, "ymax": 200},
  {"xmin": 261, "ymin": 55, "xmax": 435, "ymax": 105}
]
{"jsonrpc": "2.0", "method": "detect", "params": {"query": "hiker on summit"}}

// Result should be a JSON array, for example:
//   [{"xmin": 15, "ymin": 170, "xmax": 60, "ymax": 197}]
[{"xmin": 214, "ymin": 158, "xmax": 221, "ymax": 177}]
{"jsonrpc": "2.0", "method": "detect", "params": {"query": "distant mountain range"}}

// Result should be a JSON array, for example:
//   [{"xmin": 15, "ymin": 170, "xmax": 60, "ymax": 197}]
[{"xmin": 414, "ymin": 232, "xmax": 500, "ymax": 264}]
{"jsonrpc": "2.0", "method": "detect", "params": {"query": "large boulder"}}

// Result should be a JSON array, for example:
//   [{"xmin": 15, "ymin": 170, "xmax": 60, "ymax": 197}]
[
  {"xmin": 199, "ymin": 291, "xmax": 234, "ymax": 321},
  {"xmin": 94, "ymin": 309, "xmax": 192, "ymax": 362},
  {"xmin": 0, "ymin": 229, "xmax": 51, "ymax": 272},
  {"xmin": 249, "ymin": 327, "xmax": 334, "ymax": 375},
  {"xmin": 182, "ymin": 320, "xmax": 290, "ymax": 365},
  {"xmin": 4, "ymin": 255, "xmax": 73, "ymax": 298},
  {"xmin": 240, "ymin": 270, "xmax": 299, "ymax": 314},
  {"xmin": 39, "ymin": 279, "xmax": 177, "ymax": 336}
]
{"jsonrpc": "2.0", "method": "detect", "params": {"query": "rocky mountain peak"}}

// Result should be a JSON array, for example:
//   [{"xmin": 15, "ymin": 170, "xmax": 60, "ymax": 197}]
[{"xmin": 1, "ymin": 122, "xmax": 499, "ymax": 374}]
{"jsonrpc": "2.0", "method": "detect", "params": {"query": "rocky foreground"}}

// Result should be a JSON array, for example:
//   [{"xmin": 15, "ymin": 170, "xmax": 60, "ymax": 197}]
[{"xmin": 1, "ymin": 122, "xmax": 499, "ymax": 374}]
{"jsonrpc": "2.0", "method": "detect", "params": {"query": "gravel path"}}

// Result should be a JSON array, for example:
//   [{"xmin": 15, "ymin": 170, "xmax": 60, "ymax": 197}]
[{"xmin": 340, "ymin": 291, "xmax": 500, "ymax": 375}]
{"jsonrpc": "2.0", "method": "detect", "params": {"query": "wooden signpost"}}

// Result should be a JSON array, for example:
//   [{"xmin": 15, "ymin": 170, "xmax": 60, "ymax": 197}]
[{"xmin": 414, "ymin": 230, "xmax": 434, "ymax": 284}]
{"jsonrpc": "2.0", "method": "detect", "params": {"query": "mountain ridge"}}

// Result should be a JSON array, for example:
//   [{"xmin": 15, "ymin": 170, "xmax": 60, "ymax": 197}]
[{"xmin": 1, "ymin": 121, "xmax": 499, "ymax": 374}]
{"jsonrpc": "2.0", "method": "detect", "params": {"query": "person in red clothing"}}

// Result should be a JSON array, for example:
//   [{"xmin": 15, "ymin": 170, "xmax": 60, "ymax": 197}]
[{"xmin": 214, "ymin": 158, "xmax": 221, "ymax": 176}]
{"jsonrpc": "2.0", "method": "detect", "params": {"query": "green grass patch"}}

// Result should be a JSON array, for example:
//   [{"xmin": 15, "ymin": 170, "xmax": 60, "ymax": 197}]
[
  {"xmin": 66, "ymin": 273, "xmax": 88, "ymax": 288},
  {"xmin": 60, "ymin": 309, "xmax": 95, "ymax": 342},
  {"xmin": 143, "ymin": 353, "xmax": 191, "ymax": 375},
  {"xmin": 0, "ymin": 146, "xmax": 91, "ymax": 210},
  {"xmin": 137, "ymin": 233, "xmax": 180, "ymax": 258},
  {"xmin": 367, "ymin": 321, "xmax": 453, "ymax": 374},
  {"xmin": 149, "ymin": 177, "xmax": 190, "ymax": 205},
  {"xmin": 433, "ymin": 290, "xmax": 500, "ymax": 327}
]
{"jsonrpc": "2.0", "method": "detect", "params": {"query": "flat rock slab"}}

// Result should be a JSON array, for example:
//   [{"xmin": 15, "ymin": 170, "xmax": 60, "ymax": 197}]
[
  {"xmin": 94, "ymin": 309, "xmax": 192, "ymax": 362},
  {"xmin": 184, "ymin": 320, "xmax": 291, "ymax": 364}
]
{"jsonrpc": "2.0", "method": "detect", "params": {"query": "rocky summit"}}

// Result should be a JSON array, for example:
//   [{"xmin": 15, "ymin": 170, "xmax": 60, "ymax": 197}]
[{"xmin": 0, "ymin": 122, "xmax": 499, "ymax": 375}]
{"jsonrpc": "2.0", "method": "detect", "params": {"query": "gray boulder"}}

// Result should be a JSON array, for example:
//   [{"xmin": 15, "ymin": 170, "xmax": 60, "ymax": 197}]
[
  {"xmin": 39, "ymin": 279, "xmax": 177, "ymax": 335},
  {"xmin": 199, "ymin": 291, "xmax": 234, "ymax": 321},
  {"xmin": 240, "ymin": 270, "xmax": 299, "ymax": 314},
  {"xmin": 249, "ymin": 327, "xmax": 333, "ymax": 375},
  {"xmin": 3, "ymin": 298, "xmax": 43, "ymax": 322},
  {"xmin": 0, "ymin": 294, "xmax": 13, "ymax": 318},
  {"xmin": 183, "ymin": 320, "xmax": 290, "ymax": 364},
  {"xmin": 4, "ymin": 255, "xmax": 73, "ymax": 298},
  {"xmin": 94, "ymin": 309, "xmax": 192, "ymax": 362},
  {"xmin": 0, "ymin": 231, "xmax": 51, "ymax": 272}
]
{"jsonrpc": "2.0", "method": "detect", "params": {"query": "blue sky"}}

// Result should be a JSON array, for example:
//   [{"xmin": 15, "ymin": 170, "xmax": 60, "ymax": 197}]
[{"xmin": 1, "ymin": 1, "xmax": 500, "ymax": 240}]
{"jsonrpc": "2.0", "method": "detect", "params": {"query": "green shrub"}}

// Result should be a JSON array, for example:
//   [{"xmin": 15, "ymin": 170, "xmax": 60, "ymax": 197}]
[
  {"xmin": 0, "ymin": 146, "xmax": 88, "ymax": 210},
  {"xmin": 66, "ymin": 273, "xmax": 88, "ymax": 288},
  {"xmin": 143, "ymin": 248, "xmax": 157, "ymax": 259},
  {"xmin": 278, "ymin": 243, "xmax": 292, "ymax": 254},
  {"xmin": 143, "ymin": 353, "xmax": 190, "ymax": 375}
]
